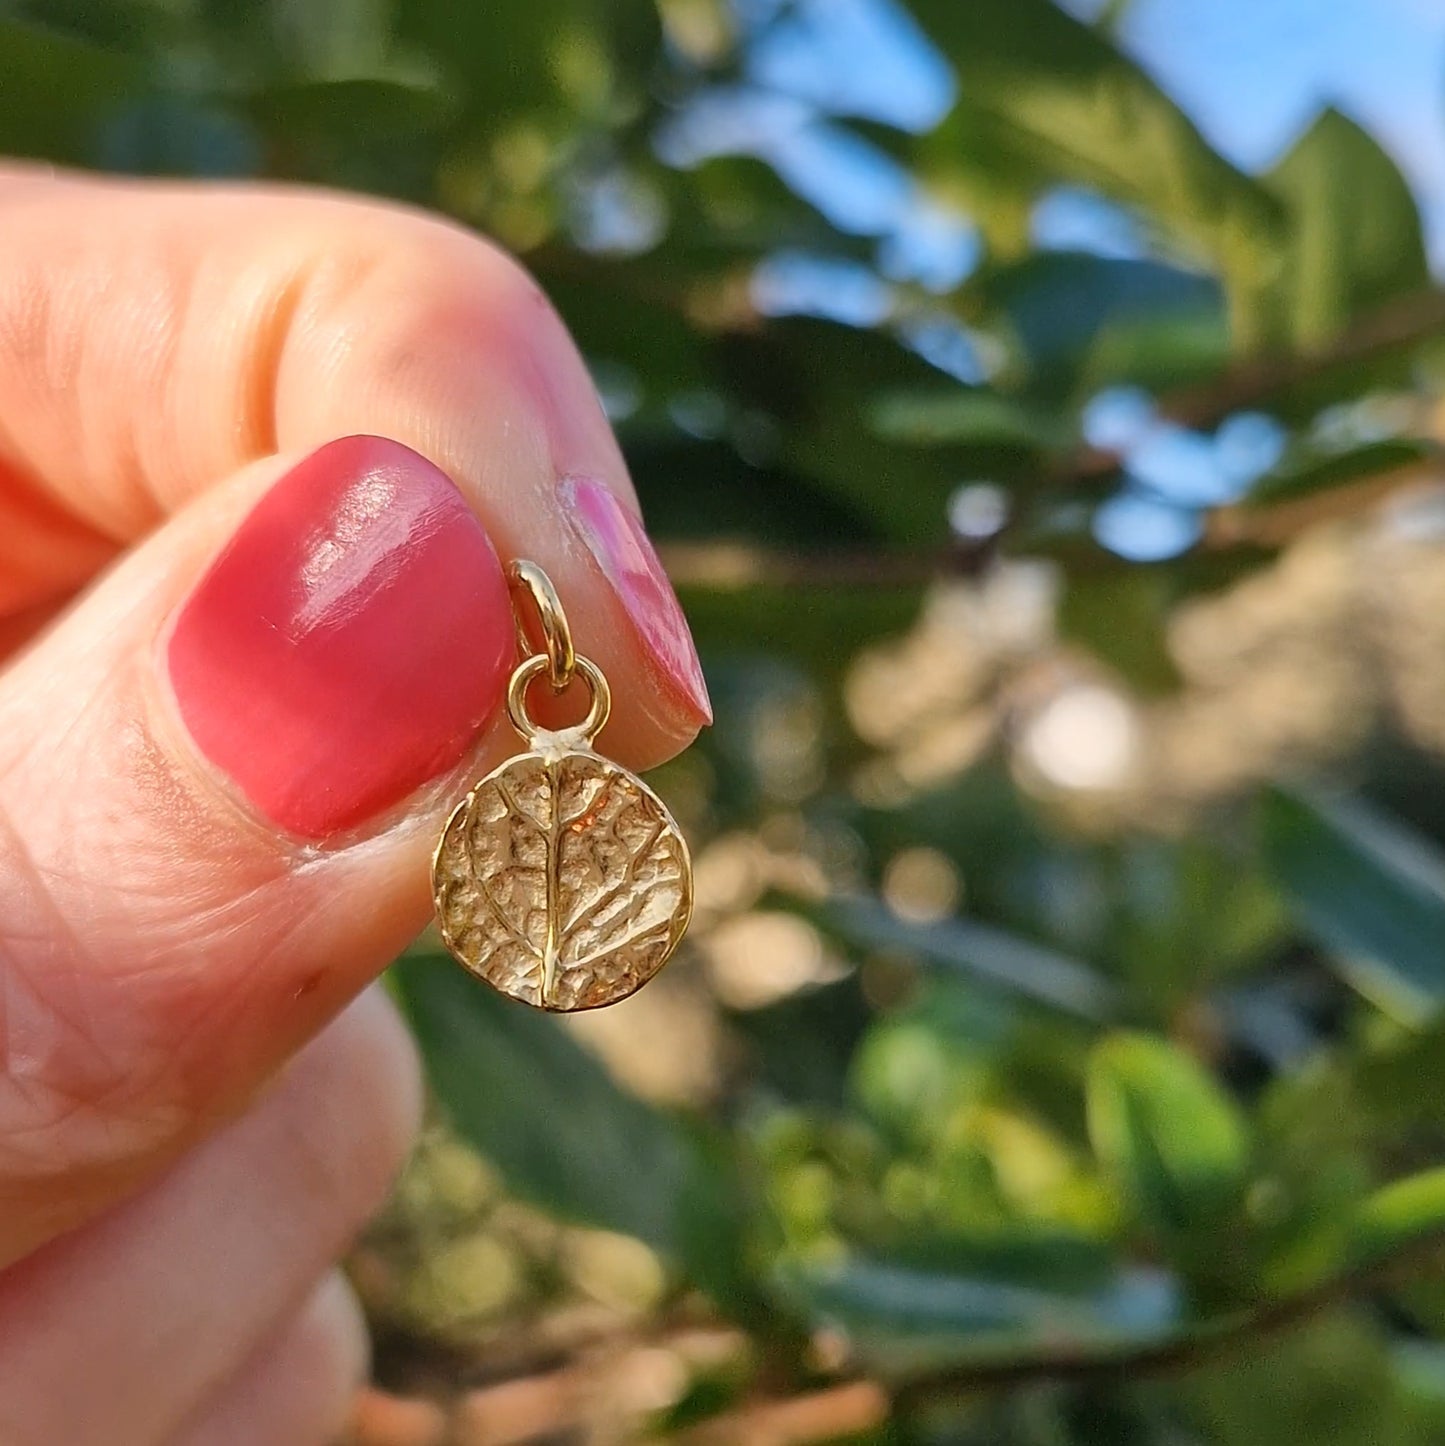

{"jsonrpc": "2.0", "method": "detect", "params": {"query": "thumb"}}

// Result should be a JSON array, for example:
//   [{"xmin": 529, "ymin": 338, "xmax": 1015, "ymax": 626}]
[{"xmin": 0, "ymin": 434, "xmax": 684, "ymax": 1265}]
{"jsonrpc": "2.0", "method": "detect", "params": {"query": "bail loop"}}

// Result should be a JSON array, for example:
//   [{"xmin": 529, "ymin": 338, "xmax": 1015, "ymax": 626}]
[
  {"xmin": 506, "ymin": 653, "xmax": 611, "ymax": 744},
  {"xmin": 507, "ymin": 559, "xmax": 576, "ymax": 691}
]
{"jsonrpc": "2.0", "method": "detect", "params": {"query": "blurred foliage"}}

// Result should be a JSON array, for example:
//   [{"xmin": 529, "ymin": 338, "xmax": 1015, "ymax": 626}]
[{"xmin": 13, "ymin": 0, "xmax": 1445, "ymax": 1440}]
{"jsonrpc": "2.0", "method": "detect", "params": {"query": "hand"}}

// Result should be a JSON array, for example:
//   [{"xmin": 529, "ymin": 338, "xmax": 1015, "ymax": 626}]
[{"xmin": 0, "ymin": 168, "xmax": 709, "ymax": 1445}]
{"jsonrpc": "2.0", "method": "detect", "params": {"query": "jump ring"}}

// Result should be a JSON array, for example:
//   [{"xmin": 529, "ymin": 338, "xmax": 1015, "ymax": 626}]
[
  {"xmin": 507, "ymin": 654, "xmax": 611, "ymax": 742},
  {"xmin": 507, "ymin": 559, "xmax": 576, "ymax": 690}
]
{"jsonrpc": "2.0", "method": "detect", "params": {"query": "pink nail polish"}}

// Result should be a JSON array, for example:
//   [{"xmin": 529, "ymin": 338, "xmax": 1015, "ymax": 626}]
[
  {"xmin": 167, "ymin": 436, "xmax": 512, "ymax": 839},
  {"xmin": 561, "ymin": 477, "xmax": 711, "ymax": 725}
]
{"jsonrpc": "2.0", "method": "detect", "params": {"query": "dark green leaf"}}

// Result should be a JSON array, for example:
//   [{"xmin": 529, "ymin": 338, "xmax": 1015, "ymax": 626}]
[
  {"xmin": 1262, "ymin": 788, "xmax": 1445, "ymax": 1024},
  {"xmin": 397, "ymin": 0, "xmax": 657, "ymax": 125},
  {"xmin": 977, "ymin": 251, "xmax": 1223, "ymax": 398},
  {"xmin": 1184, "ymin": 1316, "xmax": 1429, "ymax": 1446},
  {"xmin": 246, "ymin": 72, "xmax": 460, "ymax": 141},
  {"xmin": 875, "ymin": 1228, "xmax": 1119, "ymax": 1295},
  {"xmin": 801, "ymin": 892, "xmax": 1121, "ymax": 1022},
  {"xmin": 1104, "ymin": 838, "xmax": 1289, "ymax": 1004},
  {"xmin": 10, "ymin": 0, "xmax": 158, "ymax": 50},
  {"xmin": 0, "ymin": 19, "xmax": 142, "ymax": 163},
  {"xmin": 727, "ymin": 975, "xmax": 875, "ymax": 1108},
  {"xmin": 719, "ymin": 319, "xmax": 992, "ymax": 543},
  {"xmin": 785, "ymin": 1250, "xmax": 1177, "ymax": 1373},
  {"xmin": 393, "ymin": 952, "xmax": 755, "ymax": 1311},
  {"xmin": 1251, "ymin": 1060, "xmax": 1371, "ymax": 1293},
  {"xmin": 95, "ymin": 95, "xmax": 261, "ymax": 176}
]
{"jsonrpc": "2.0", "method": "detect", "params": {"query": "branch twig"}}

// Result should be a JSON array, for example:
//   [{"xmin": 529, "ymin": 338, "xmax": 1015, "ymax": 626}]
[{"xmin": 891, "ymin": 1230, "xmax": 1445, "ymax": 1409}]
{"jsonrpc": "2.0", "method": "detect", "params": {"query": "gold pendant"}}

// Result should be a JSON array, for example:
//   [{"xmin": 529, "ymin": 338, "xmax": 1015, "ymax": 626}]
[{"xmin": 431, "ymin": 561, "xmax": 693, "ymax": 1011}]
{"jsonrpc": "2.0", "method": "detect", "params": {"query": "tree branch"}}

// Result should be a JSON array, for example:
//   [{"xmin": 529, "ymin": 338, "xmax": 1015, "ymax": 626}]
[
  {"xmin": 650, "ymin": 285, "xmax": 1445, "ymax": 592},
  {"xmin": 657, "ymin": 540, "xmax": 973, "ymax": 591},
  {"xmin": 1160, "ymin": 288, "xmax": 1445, "ymax": 431}
]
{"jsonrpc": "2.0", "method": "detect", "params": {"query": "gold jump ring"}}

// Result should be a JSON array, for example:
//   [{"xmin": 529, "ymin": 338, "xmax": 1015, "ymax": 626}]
[
  {"xmin": 506, "ymin": 653, "xmax": 611, "ymax": 742},
  {"xmin": 508, "ymin": 559, "xmax": 575, "ymax": 691}
]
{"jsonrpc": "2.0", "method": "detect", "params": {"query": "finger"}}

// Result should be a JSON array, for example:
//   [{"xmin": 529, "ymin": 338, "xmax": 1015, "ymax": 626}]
[
  {"xmin": 0, "ymin": 441, "xmax": 483, "ymax": 1264},
  {"xmin": 0, "ymin": 989, "xmax": 416, "ymax": 1446},
  {"xmin": 0, "ymin": 183, "xmax": 710, "ymax": 1260},
  {"xmin": 169, "ymin": 1272, "xmax": 368, "ymax": 1446},
  {"xmin": 0, "ymin": 172, "xmax": 710, "ymax": 743},
  {"xmin": 0, "ymin": 162, "xmax": 65, "ymax": 197}
]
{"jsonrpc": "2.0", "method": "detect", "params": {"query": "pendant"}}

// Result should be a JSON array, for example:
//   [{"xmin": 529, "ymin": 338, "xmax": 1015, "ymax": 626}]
[{"xmin": 431, "ymin": 561, "xmax": 693, "ymax": 1011}]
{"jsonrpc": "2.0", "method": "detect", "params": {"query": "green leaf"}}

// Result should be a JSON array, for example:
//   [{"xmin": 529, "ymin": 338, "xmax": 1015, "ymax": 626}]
[
  {"xmin": 645, "ymin": 154, "xmax": 880, "ymax": 275},
  {"xmin": 1351, "ymin": 1168, "xmax": 1445, "ymax": 1268},
  {"xmin": 394, "ymin": 953, "xmax": 689, "ymax": 1245},
  {"xmin": 867, "ymin": 388, "xmax": 1068, "ymax": 450},
  {"xmin": 1081, "ymin": 297, "xmax": 1232, "ymax": 395},
  {"xmin": 266, "ymin": 0, "xmax": 394, "ymax": 76},
  {"xmin": 1354, "ymin": 1019, "xmax": 1445, "ymax": 1132},
  {"xmin": 396, "ymin": 0, "xmax": 657, "ymax": 125},
  {"xmin": 1261, "ymin": 788, "xmax": 1445, "ymax": 1025},
  {"xmin": 393, "ymin": 952, "xmax": 756, "ymax": 1311},
  {"xmin": 1086, "ymin": 1032, "xmax": 1249, "ymax": 1236},
  {"xmin": 1266, "ymin": 108, "xmax": 1430, "ymax": 349},
  {"xmin": 1056, "ymin": 569, "xmax": 1182, "ymax": 694},
  {"xmin": 1251, "ymin": 1059, "xmax": 1371, "ymax": 1293},
  {"xmin": 850, "ymin": 978, "xmax": 1017, "ymax": 1143},
  {"xmin": 247, "ymin": 72, "xmax": 460, "ymax": 141},
  {"xmin": 977, "ymin": 251, "xmax": 1224, "ymax": 398},
  {"xmin": 903, "ymin": 0, "xmax": 1283, "ymax": 340}
]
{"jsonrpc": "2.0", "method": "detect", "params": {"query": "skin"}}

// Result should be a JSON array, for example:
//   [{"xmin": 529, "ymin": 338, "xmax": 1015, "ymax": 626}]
[{"xmin": 0, "ymin": 169, "xmax": 702, "ymax": 1444}]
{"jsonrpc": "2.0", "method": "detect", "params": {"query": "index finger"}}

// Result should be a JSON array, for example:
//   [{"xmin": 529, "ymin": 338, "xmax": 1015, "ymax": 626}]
[
  {"xmin": 0, "ymin": 174, "xmax": 708, "ymax": 1266},
  {"xmin": 0, "ymin": 172, "xmax": 707, "ymax": 751}
]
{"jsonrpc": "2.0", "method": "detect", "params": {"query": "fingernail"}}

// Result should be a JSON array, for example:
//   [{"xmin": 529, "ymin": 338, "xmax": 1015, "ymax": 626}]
[
  {"xmin": 561, "ymin": 477, "xmax": 711, "ymax": 724},
  {"xmin": 167, "ymin": 436, "xmax": 512, "ymax": 839}
]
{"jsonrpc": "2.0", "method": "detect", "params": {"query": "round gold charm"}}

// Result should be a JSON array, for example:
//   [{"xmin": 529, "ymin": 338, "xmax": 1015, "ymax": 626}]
[{"xmin": 432, "ymin": 635, "xmax": 693, "ymax": 1011}]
